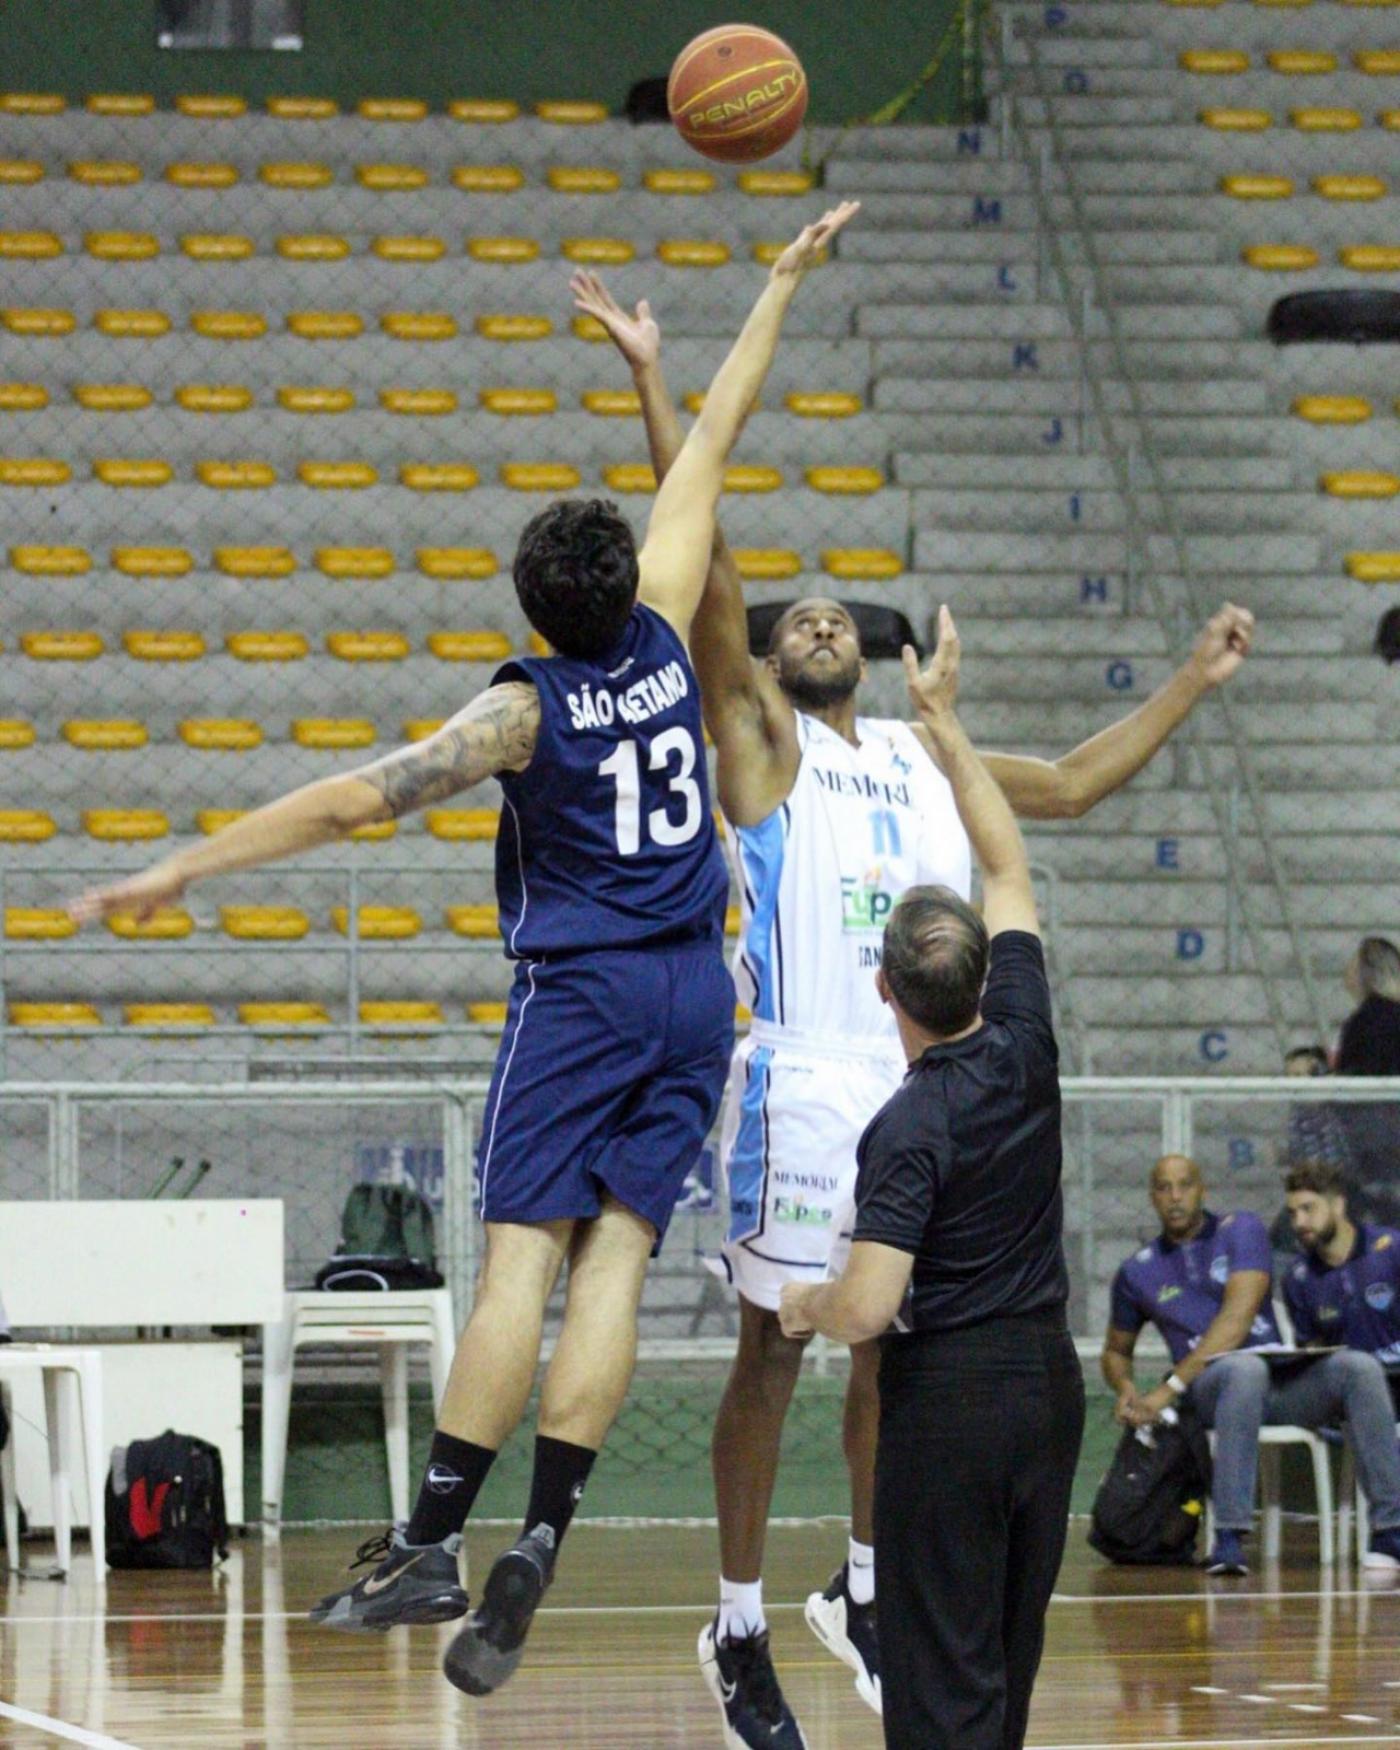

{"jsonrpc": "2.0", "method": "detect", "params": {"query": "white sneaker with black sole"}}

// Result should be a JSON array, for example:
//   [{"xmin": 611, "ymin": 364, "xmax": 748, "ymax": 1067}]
[
  {"xmin": 698, "ymin": 1617, "xmax": 808, "ymax": 1749},
  {"xmin": 804, "ymin": 1564, "xmax": 881, "ymax": 1715}
]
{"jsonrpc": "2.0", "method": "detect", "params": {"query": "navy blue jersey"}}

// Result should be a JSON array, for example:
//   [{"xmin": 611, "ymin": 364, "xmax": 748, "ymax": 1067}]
[
  {"xmin": 1109, "ymin": 1209, "xmax": 1281, "ymax": 1364},
  {"xmin": 493, "ymin": 603, "xmax": 728, "ymax": 957},
  {"xmin": 1285, "ymin": 1223, "xmax": 1400, "ymax": 1363}
]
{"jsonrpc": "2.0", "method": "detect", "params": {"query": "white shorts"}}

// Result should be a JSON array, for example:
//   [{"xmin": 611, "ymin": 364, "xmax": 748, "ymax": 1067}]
[{"xmin": 711, "ymin": 1024, "xmax": 906, "ymax": 1312}]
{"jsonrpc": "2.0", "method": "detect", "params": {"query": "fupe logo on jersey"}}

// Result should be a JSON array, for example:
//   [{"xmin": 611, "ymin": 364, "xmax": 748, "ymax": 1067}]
[{"xmin": 840, "ymin": 872, "xmax": 895, "ymax": 932}]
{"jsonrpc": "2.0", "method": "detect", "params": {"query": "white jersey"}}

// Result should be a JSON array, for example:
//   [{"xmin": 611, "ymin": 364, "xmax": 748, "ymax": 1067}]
[{"xmin": 724, "ymin": 713, "xmax": 973, "ymax": 1047}]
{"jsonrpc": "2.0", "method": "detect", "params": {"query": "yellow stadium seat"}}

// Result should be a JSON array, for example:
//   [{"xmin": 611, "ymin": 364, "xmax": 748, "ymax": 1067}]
[
  {"xmin": 227, "ymin": 631, "xmax": 309, "ymax": 661},
  {"xmin": 381, "ymin": 312, "xmax": 458, "ymax": 341},
  {"xmin": 333, "ymin": 906, "xmax": 421, "ymax": 940},
  {"xmin": 1220, "ymin": 174, "xmax": 1294, "ymax": 198},
  {"xmin": 177, "ymin": 95, "xmax": 246, "ymax": 119},
  {"xmin": 739, "ymin": 170, "xmax": 815, "ymax": 195},
  {"xmin": 179, "ymin": 719, "xmax": 263, "ymax": 750},
  {"xmin": 452, "ymin": 165, "xmax": 526, "ymax": 192},
  {"xmin": 95, "ymin": 458, "xmax": 173, "ymax": 488},
  {"xmin": 536, "ymin": 101, "xmax": 607, "ymax": 123},
  {"xmin": 1321, "ymin": 470, "xmax": 1400, "ymax": 497},
  {"xmin": 177, "ymin": 384, "xmax": 253, "ymax": 413},
  {"xmin": 528, "ymin": 633, "xmax": 551, "ymax": 657},
  {"xmin": 125, "ymin": 1004, "xmax": 215, "ymax": 1029},
  {"xmin": 1200, "ymin": 108, "xmax": 1273, "ymax": 129},
  {"xmin": 84, "ymin": 809, "xmax": 169, "ymax": 841},
  {"xmin": 0, "ymin": 719, "xmax": 34, "ymax": 748},
  {"xmin": 604, "ymin": 463, "xmax": 657, "ymax": 493},
  {"xmin": 724, "ymin": 905, "xmax": 741, "ymax": 938},
  {"xmin": 0, "ymin": 94, "xmax": 65, "ymax": 114},
  {"xmin": 1341, "ymin": 246, "xmax": 1400, "ymax": 271},
  {"xmin": 288, "ymin": 311, "xmax": 364, "ymax": 340},
  {"xmin": 449, "ymin": 100, "xmax": 521, "ymax": 123},
  {"xmin": 10, "ymin": 544, "xmax": 89, "ymax": 574},
  {"xmin": 417, "ymin": 546, "xmax": 496, "ymax": 578},
  {"xmin": 5, "ymin": 908, "xmax": 77, "ymax": 941},
  {"xmin": 4, "ymin": 308, "xmax": 75, "ymax": 335},
  {"xmin": 562, "ymin": 238, "xmax": 636, "ymax": 264},
  {"xmin": 349, "ymin": 819, "xmax": 397, "ymax": 842},
  {"xmin": 428, "ymin": 630, "xmax": 512, "ymax": 661},
  {"xmin": 374, "ymin": 234, "xmax": 447, "ymax": 262},
  {"xmin": 292, "ymin": 718, "xmax": 378, "ymax": 748},
  {"xmin": 1346, "ymin": 552, "xmax": 1400, "ymax": 582},
  {"xmin": 70, "ymin": 159, "xmax": 142, "ymax": 185},
  {"xmin": 98, "ymin": 308, "xmax": 170, "ymax": 337},
  {"xmin": 1356, "ymin": 51, "xmax": 1400, "ymax": 73},
  {"xmin": 426, "ymin": 808, "xmax": 499, "ymax": 840},
  {"xmin": 0, "ymin": 810, "xmax": 55, "ymax": 842},
  {"xmin": 478, "ymin": 314, "xmax": 552, "ymax": 341},
  {"xmin": 1293, "ymin": 394, "xmax": 1372, "ymax": 422},
  {"xmin": 261, "ymin": 160, "xmax": 334, "ymax": 188},
  {"xmin": 357, "ymin": 163, "xmax": 430, "ymax": 190},
  {"xmin": 267, "ymin": 96, "xmax": 338, "ymax": 119},
  {"xmin": 1291, "ymin": 108, "xmax": 1363, "ymax": 130},
  {"xmin": 1271, "ymin": 50, "xmax": 1338, "ymax": 73},
  {"xmin": 481, "ymin": 387, "xmax": 557, "ymax": 415},
  {"xmin": 315, "ymin": 546, "xmax": 395, "ymax": 578},
  {"xmin": 298, "ymin": 461, "xmax": 378, "ymax": 489},
  {"xmin": 582, "ymin": 389, "xmax": 641, "ymax": 416},
  {"xmin": 221, "ymin": 905, "xmax": 311, "ymax": 941},
  {"xmin": 733, "ymin": 549, "xmax": 802, "ymax": 580},
  {"xmin": 1180, "ymin": 50, "xmax": 1251, "ymax": 73},
  {"xmin": 0, "ymin": 231, "xmax": 62, "ymax": 259},
  {"xmin": 213, "ymin": 545, "xmax": 295, "ymax": 577},
  {"xmin": 724, "ymin": 465, "xmax": 783, "ymax": 493},
  {"xmin": 645, "ymin": 168, "xmax": 716, "ymax": 194},
  {"xmin": 181, "ymin": 233, "xmax": 255, "ymax": 261},
  {"xmin": 167, "ymin": 160, "xmax": 239, "ymax": 188},
  {"xmin": 550, "ymin": 167, "xmax": 621, "ymax": 193},
  {"xmin": 239, "ymin": 1002, "xmax": 330, "ymax": 1026},
  {"xmin": 787, "ymin": 391, "xmax": 862, "ymax": 418},
  {"xmin": 278, "ymin": 233, "xmax": 351, "ymax": 261},
  {"xmin": 279, "ymin": 386, "xmax": 355, "ymax": 413},
  {"xmin": 1242, "ymin": 243, "xmax": 1320, "ymax": 268},
  {"xmin": 192, "ymin": 310, "xmax": 267, "ymax": 339},
  {"xmin": 197, "ymin": 809, "xmax": 247, "ymax": 834},
  {"xmin": 10, "ymin": 1003, "xmax": 99, "ymax": 1028},
  {"xmin": 1382, "ymin": 112, "xmax": 1400, "ymax": 130},
  {"xmin": 0, "ymin": 458, "xmax": 70, "ymax": 486},
  {"xmin": 78, "ymin": 384, "xmax": 154, "ymax": 411},
  {"xmin": 105, "ymin": 909, "xmax": 193, "ymax": 940},
  {"xmin": 468, "ymin": 1002, "xmax": 509, "ymax": 1025},
  {"xmin": 445, "ymin": 904, "xmax": 501, "ymax": 938},
  {"xmin": 87, "ymin": 94, "xmax": 155, "ymax": 115},
  {"xmin": 807, "ymin": 466, "xmax": 885, "ymax": 494},
  {"xmin": 0, "ymin": 383, "xmax": 49, "ymax": 410},
  {"xmin": 1315, "ymin": 175, "xmax": 1387, "ymax": 199},
  {"xmin": 400, "ymin": 463, "xmax": 479, "ymax": 491},
  {"xmin": 23, "ymin": 631, "xmax": 102, "ymax": 659},
  {"xmin": 381, "ymin": 388, "xmax": 456, "ymax": 415},
  {"xmin": 0, "ymin": 159, "xmax": 44, "ymax": 183},
  {"xmin": 657, "ymin": 239, "xmax": 731, "ymax": 267},
  {"xmin": 824, "ymin": 548, "xmax": 903, "ymax": 579},
  {"xmin": 63, "ymin": 719, "xmax": 149, "ymax": 750},
  {"xmin": 752, "ymin": 242, "xmax": 828, "ymax": 267},
  {"xmin": 404, "ymin": 719, "xmax": 444, "ymax": 741},
  {"xmin": 501, "ymin": 462, "xmax": 581, "ymax": 491},
  {"xmin": 113, "ymin": 545, "xmax": 192, "ymax": 576},
  {"xmin": 198, "ymin": 460, "xmax": 277, "ymax": 489},
  {"xmin": 360, "ymin": 1001, "xmax": 443, "ymax": 1028},
  {"xmin": 85, "ymin": 231, "xmax": 159, "ymax": 260},
  {"xmin": 360, "ymin": 97, "xmax": 429, "ymax": 121},
  {"xmin": 327, "ymin": 631, "xmax": 410, "ymax": 661},
  {"xmin": 469, "ymin": 237, "xmax": 541, "ymax": 263},
  {"xmin": 124, "ymin": 630, "xmax": 206, "ymax": 660}
]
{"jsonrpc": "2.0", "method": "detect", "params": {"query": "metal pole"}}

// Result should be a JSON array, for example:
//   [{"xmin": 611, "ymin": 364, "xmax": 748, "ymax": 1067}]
[
  {"xmin": 347, "ymin": 858, "xmax": 361, "ymax": 1054},
  {"xmin": 441, "ymin": 1093, "xmax": 474, "ymax": 1326}
]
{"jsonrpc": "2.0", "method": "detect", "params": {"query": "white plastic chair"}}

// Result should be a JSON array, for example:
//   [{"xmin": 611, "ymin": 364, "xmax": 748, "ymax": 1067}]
[
  {"xmin": 0, "ymin": 1345, "xmax": 106, "ymax": 1577},
  {"xmin": 260, "ymin": 1288, "xmax": 455, "ymax": 1528},
  {"xmin": 1206, "ymin": 1424, "xmax": 1335, "ymax": 1563}
]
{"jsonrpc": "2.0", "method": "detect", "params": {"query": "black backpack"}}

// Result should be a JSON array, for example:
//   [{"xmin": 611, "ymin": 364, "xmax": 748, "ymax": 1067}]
[
  {"xmin": 313, "ymin": 1182, "xmax": 444, "ymax": 1291},
  {"xmin": 1088, "ymin": 1402, "xmax": 1212, "ymax": 1566},
  {"xmin": 106, "ymin": 1430, "xmax": 229, "ymax": 1569}
]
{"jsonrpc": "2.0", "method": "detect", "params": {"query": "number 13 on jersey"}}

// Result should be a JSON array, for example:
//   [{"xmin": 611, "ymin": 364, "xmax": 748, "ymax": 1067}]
[{"xmin": 599, "ymin": 727, "xmax": 703, "ymax": 855}]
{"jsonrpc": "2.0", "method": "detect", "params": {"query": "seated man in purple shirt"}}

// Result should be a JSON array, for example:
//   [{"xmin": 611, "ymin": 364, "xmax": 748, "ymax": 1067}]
[{"xmin": 1102, "ymin": 1154, "xmax": 1400, "ymax": 1574}]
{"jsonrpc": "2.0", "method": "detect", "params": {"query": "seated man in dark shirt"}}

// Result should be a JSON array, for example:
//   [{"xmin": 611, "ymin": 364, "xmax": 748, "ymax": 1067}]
[{"xmin": 779, "ymin": 607, "xmax": 1084, "ymax": 1750}]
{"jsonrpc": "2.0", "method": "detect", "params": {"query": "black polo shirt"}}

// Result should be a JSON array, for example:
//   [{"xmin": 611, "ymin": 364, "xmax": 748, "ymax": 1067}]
[{"xmin": 852, "ymin": 930, "xmax": 1067, "ymax": 1333}]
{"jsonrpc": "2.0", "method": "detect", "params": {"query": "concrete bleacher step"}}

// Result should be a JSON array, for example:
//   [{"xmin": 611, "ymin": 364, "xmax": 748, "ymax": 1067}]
[
  {"xmin": 857, "ymin": 302, "xmax": 1243, "ymax": 340},
  {"xmin": 877, "ymin": 377, "xmax": 1268, "ymax": 415},
  {"xmin": 892, "ymin": 451, "xmax": 1295, "ymax": 491},
  {"xmin": 1078, "ymin": 1027, "xmax": 1298, "ymax": 1076},
  {"xmin": 913, "ymin": 530, "xmax": 1323, "ymax": 575},
  {"xmin": 908, "ymin": 485, "xmax": 1305, "ymax": 533},
  {"xmin": 902, "ymin": 574, "xmax": 1339, "ymax": 621},
  {"xmin": 875, "ymin": 338, "xmax": 1270, "ymax": 382},
  {"xmin": 846, "ymin": 229, "xmax": 1223, "ymax": 267}
]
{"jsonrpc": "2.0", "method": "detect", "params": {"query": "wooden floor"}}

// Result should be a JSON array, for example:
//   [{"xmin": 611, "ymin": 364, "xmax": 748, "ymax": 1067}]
[{"xmin": 3, "ymin": 1522, "xmax": 1400, "ymax": 1748}]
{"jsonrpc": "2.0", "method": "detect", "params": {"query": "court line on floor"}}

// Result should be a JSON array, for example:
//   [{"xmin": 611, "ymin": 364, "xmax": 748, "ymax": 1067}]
[
  {"xmin": 0, "ymin": 1699, "xmax": 140, "ymax": 1749},
  {"xmin": 1027, "ymin": 1739, "xmax": 1400, "ymax": 1750}
]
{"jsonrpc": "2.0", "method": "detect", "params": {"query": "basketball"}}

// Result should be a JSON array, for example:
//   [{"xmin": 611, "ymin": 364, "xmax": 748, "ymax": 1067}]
[{"xmin": 667, "ymin": 24, "xmax": 809, "ymax": 164}]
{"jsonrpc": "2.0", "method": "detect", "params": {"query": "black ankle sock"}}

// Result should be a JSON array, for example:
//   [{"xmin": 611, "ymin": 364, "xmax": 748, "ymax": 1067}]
[
  {"xmin": 522, "ymin": 1435, "xmax": 597, "ymax": 1554},
  {"xmin": 405, "ymin": 1431, "xmax": 497, "ymax": 1546}
]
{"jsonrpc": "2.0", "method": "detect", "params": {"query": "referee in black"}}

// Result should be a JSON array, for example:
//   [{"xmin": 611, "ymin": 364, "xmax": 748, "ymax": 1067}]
[{"xmin": 780, "ymin": 607, "xmax": 1085, "ymax": 1750}]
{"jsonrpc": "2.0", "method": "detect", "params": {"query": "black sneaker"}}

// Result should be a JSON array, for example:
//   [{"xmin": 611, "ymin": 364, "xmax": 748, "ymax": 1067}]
[
  {"xmin": 804, "ymin": 1565, "xmax": 881, "ymax": 1715},
  {"xmin": 309, "ymin": 1528, "xmax": 469, "ymax": 1632},
  {"xmin": 698, "ymin": 1617, "xmax": 808, "ymax": 1750},
  {"xmin": 442, "ymin": 1527, "xmax": 555, "ymax": 1696},
  {"xmin": 1204, "ymin": 1530, "xmax": 1249, "ymax": 1577}
]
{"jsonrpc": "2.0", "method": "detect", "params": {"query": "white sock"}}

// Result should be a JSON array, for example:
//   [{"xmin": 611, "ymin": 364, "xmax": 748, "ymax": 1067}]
[
  {"xmin": 718, "ymin": 1576, "xmax": 766, "ymax": 1642},
  {"xmin": 847, "ymin": 1539, "xmax": 875, "ymax": 1606}
]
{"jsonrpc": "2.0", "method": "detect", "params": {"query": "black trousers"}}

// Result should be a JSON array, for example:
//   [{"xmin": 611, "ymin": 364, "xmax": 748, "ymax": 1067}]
[{"xmin": 875, "ymin": 1311, "xmax": 1086, "ymax": 1750}]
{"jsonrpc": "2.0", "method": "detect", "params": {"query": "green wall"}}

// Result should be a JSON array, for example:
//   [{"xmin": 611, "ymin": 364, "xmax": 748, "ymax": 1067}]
[{"xmin": 2, "ymin": 0, "xmax": 973, "ymax": 124}]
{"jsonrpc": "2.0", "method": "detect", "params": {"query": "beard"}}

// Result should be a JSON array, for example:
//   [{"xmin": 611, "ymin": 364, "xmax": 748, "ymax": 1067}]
[
  {"xmin": 1303, "ymin": 1217, "xmax": 1338, "ymax": 1253},
  {"xmin": 778, "ymin": 651, "xmax": 861, "ymax": 711}
]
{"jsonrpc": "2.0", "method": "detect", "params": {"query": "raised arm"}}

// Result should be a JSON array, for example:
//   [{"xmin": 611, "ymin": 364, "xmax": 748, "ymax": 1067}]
[
  {"xmin": 69, "ymin": 682, "xmax": 539, "ymax": 924},
  {"xmin": 966, "ymin": 604, "xmax": 1255, "ymax": 820},
  {"xmin": 903, "ymin": 608, "xmax": 1039, "ymax": 940},
  {"xmin": 571, "ymin": 269, "xmax": 798, "ymax": 824}
]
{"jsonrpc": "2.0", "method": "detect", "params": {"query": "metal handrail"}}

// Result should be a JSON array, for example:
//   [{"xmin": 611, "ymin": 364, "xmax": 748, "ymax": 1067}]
[{"xmin": 989, "ymin": 10, "xmax": 1329, "ymax": 1053}]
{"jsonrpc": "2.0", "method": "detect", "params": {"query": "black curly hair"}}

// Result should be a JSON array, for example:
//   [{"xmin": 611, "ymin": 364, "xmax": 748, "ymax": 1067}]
[{"xmin": 512, "ymin": 498, "xmax": 640, "ymax": 660}]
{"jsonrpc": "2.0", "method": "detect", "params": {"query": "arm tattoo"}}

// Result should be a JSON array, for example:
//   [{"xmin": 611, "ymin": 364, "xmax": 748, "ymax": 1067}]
[{"xmin": 360, "ymin": 682, "xmax": 540, "ymax": 819}]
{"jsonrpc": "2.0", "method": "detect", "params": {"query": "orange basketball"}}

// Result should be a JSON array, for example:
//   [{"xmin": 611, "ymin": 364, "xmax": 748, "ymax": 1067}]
[{"xmin": 667, "ymin": 24, "xmax": 809, "ymax": 164}]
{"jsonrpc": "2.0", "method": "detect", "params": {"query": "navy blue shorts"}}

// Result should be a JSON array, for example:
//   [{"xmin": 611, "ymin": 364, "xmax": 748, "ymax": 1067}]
[{"xmin": 476, "ymin": 941, "xmax": 734, "ymax": 1246}]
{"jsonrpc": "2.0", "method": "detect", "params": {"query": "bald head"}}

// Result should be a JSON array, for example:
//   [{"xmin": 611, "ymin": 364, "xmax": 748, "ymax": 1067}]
[{"xmin": 1150, "ymin": 1154, "xmax": 1206, "ymax": 1242}]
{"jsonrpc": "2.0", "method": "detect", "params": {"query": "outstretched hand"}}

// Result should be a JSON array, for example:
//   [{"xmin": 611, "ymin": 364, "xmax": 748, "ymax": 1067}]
[
  {"xmin": 68, "ymin": 861, "xmax": 186, "ymax": 928},
  {"xmin": 901, "ymin": 605, "xmax": 961, "ymax": 721},
  {"xmin": 1190, "ymin": 602, "xmax": 1255, "ymax": 689},
  {"xmin": 768, "ymin": 200, "xmax": 861, "ymax": 279},
  {"xmin": 569, "ymin": 269, "xmax": 660, "ymax": 372}
]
